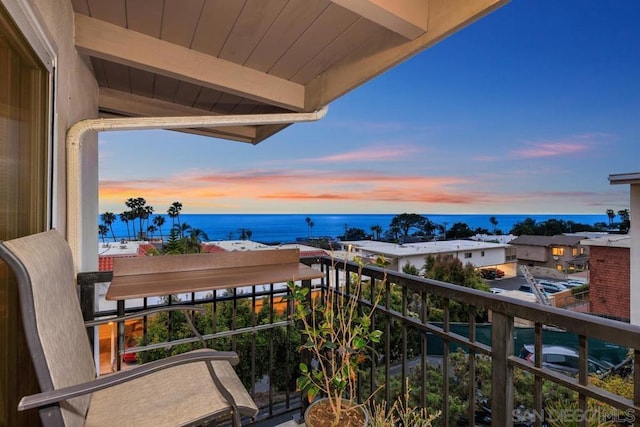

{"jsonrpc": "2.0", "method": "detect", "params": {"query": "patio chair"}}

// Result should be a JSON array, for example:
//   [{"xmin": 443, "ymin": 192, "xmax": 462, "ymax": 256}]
[{"xmin": 0, "ymin": 229, "xmax": 258, "ymax": 426}]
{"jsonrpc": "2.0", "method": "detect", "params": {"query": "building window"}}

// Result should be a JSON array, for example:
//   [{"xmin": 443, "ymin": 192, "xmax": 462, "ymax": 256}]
[
  {"xmin": 572, "ymin": 248, "xmax": 578, "ymax": 256},
  {"xmin": 1, "ymin": 4, "xmax": 50, "ymax": 425},
  {"xmin": 556, "ymin": 264, "xmax": 563, "ymax": 271},
  {"xmin": 464, "ymin": 252, "xmax": 472, "ymax": 259},
  {"xmin": 481, "ymin": 251, "xmax": 485, "ymax": 257},
  {"xmin": 580, "ymin": 247, "xmax": 586, "ymax": 255},
  {"xmin": 552, "ymin": 247, "xmax": 564, "ymax": 256}
]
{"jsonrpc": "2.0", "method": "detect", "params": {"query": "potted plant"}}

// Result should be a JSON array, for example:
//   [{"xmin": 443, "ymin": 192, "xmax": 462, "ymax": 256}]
[{"xmin": 287, "ymin": 256, "xmax": 385, "ymax": 427}]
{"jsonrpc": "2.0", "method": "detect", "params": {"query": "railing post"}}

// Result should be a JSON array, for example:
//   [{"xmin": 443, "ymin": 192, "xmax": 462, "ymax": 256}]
[
  {"xmin": 77, "ymin": 272, "xmax": 96, "ymax": 346},
  {"xmin": 491, "ymin": 311, "xmax": 514, "ymax": 427},
  {"xmin": 300, "ymin": 278, "xmax": 313, "ymax": 419}
]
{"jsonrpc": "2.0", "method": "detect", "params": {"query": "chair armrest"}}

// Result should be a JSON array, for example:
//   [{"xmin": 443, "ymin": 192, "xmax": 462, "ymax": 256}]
[
  {"xmin": 84, "ymin": 305, "xmax": 205, "ymax": 327},
  {"xmin": 18, "ymin": 350, "xmax": 239, "ymax": 411}
]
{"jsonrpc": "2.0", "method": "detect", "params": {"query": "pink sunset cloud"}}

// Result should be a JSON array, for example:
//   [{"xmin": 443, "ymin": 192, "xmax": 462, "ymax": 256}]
[
  {"xmin": 303, "ymin": 144, "xmax": 423, "ymax": 163},
  {"xmin": 511, "ymin": 133, "xmax": 610, "ymax": 159}
]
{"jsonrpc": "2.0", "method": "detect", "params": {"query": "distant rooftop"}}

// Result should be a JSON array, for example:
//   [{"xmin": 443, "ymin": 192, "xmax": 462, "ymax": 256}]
[
  {"xmin": 201, "ymin": 240, "xmax": 328, "ymax": 257},
  {"xmin": 509, "ymin": 235, "xmax": 586, "ymax": 247},
  {"xmin": 581, "ymin": 234, "xmax": 630, "ymax": 248},
  {"xmin": 341, "ymin": 239, "xmax": 508, "ymax": 258}
]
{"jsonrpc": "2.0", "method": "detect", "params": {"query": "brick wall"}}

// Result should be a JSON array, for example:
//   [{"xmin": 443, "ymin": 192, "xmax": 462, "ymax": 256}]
[{"xmin": 589, "ymin": 246, "xmax": 630, "ymax": 320}]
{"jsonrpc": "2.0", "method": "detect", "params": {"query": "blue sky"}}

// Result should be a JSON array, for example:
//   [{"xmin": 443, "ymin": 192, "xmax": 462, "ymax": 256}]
[{"xmin": 99, "ymin": 1, "xmax": 640, "ymax": 215}]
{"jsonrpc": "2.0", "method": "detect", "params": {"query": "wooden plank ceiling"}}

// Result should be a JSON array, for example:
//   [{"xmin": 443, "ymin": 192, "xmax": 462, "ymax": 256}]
[{"xmin": 71, "ymin": 0, "xmax": 507, "ymax": 144}]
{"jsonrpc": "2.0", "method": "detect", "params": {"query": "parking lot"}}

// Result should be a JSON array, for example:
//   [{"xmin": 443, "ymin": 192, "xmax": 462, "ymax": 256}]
[{"xmin": 484, "ymin": 275, "xmax": 530, "ymax": 292}]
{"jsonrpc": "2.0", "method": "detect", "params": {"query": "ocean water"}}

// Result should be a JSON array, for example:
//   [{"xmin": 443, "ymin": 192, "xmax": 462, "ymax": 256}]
[{"xmin": 103, "ymin": 213, "xmax": 608, "ymax": 244}]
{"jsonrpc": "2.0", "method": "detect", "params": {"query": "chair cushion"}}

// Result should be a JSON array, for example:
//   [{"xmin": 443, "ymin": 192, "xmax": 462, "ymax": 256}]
[
  {"xmin": 4, "ymin": 230, "xmax": 95, "ymax": 427},
  {"xmin": 85, "ymin": 357, "xmax": 258, "ymax": 426}
]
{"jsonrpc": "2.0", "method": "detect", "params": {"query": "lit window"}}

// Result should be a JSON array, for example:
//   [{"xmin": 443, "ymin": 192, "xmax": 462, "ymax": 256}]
[
  {"xmin": 552, "ymin": 247, "xmax": 564, "ymax": 256},
  {"xmin": 556, "ymin": 265, "xmax": 563, "ymax": 271},
  {"xmin": 572, "ymin": 248, "xmax": 578, "ymax": 256}
]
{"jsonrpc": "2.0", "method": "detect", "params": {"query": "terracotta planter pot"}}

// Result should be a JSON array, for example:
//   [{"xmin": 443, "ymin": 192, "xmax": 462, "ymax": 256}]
[{"xmin": 304, "ymin": 398, "xmax": 369, "ymax": 427}]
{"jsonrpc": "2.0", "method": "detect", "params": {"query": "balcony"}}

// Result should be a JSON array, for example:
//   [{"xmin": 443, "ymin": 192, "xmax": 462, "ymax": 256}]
[{"xmin": 78, "ymin": 256, "xmax": 640, "ymax": 426}]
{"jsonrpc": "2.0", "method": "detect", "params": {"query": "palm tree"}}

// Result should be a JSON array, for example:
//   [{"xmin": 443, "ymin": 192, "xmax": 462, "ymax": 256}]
[
  {"xmin": 185, "ymin": 228, "xmax": 209, "ymax": 253},
  {"xmin": 153, "ymin": 215, "xmax": 166, "ymax": 241},
  {"xmin": 119, "ymin": 212, "xmax": 131, "ymax": 240},
  {"xmin": 618, "ymin": 209, "xmax": 631, "ymax": 233},
  {"xmin": 171, "ymin": 201, "xmax": 183, "ymax": 230},
  {"xmin": 239, "ymin": 228, "xmax": 252, "ymax": 240},
  {"xmin": 606, "ymin": 209, "xmax": 616, "ymax": 226},
  {"xmin": 489, "ymin": 216, "xmax": 498, "ymax": 234},
  {"xmin": 100, "ymin": 211, "xmax": 117, "ymax": 241},
  {"xmin": 305, "ymin": 217, "xmax": 312, "ymax": 238},
  {"xmin": 167, "ymin": 205, "xmax": 178, "ymax": 229},
  {"xmin": 146, "ymin": 224, "xmax": 157, "ymax": 239},
  {"xmin": 98, "ymin": 224, "xmax": 108, "ymax": 244},
  {"xmin": 370, "ymin": 225, "xmax": 382, "ymax": 240},
  {"xmin": 174, "ymin": 222, "xmax": 192, "ymax": 239},
  {"xmin": 141, "ymin": 205, "xmax": 154, "ymax": 238}
]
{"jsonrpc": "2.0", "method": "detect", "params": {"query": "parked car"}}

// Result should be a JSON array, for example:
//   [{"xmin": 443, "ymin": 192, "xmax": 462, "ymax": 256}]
[
  {"xmin": 518, "ymin": 285, "xmax": 547, "ymax": 295},
  {"xmin": 490, "ymin": 287, "xmax": 506, "ymax": 294},
  {"xmin": 519, "ymin": 344, "xmax": 613, "ymax": 376},
  {"xmin": 537, "ymin": 281, "xmax": 568, "ymax": 293},
  {"xmin": 564, "ymin": 280, "xmax": 587, "ymax": 288},
  {"xmin": 479, "ymin": 268, "xmax": 504, "ymax": 280},
  {"xmin": 480, "ymin": 269, "xmax": 497, "ymax": 280}
]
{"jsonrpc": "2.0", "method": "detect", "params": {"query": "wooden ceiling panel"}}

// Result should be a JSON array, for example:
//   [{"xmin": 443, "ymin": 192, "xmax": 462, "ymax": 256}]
[
  {"xmin": 173, "ymin": 81, "xmax": 202, "ymax": 108},
  {"xmin": 191, "ymin": 0, "xmax": 245, "ymax": 57},
  {"xmin": 101, "ymin": 60, "xmax": 131, "ymax": 92},
  {"xmin": 244, "ymin": 0, "xmax": 331, "ymax": 72},
  {"xmin": 129, "ymin": 68, "xmax": 155, "ymax": 98},
  {"xmin": 153, "ymin": 74, "xmax": 180, "ymax": 103},
  {"xmin": 161, "ymin": 0, "xmax": 205, "ymax": 47},
  {"xmin": 292, "ymin": 18, "xmax": 385, "ymax": 84},
  {"xmin": 211, "ymin": 92, "xmax": 244, "ymax": 115},
  {"xmin": 230, "ymin": 99, "xmax": 261, "ymax": 115},
  {"xmin": 268, "ymin": 2, "xmax": 359, "ymax": 80},
  {"xmin": 86, "ymin": 0, "xmax": 126, "ymax": 26},
  {"xmin": 193, "ymin": 87, "xmax": 223, "ymax": 112},
  {"xmin": 126, "ymin": 0, "xmax": 164, "ymax": 37},
  {"xmin": 98, "ymin": 88, "xmax": 258, "ymax": 142},
  {"xmin": 90, "ymin": 57, "xmax": 108, "ymax": 87},
  {"xmin": 219, "ymin": 0, "xmax": 288, "ymax": 65}
]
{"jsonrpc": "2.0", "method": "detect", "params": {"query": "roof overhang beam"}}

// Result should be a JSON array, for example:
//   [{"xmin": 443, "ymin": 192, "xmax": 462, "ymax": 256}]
[
  {"xmin": 306, "ymin": 0, "xmax": 509, "ymax": 110},
  {"xmin": 98, "ymin": 88, "xmax": 257, "ymax": 142},
  {"xmin": 609, "ymin": 172, "xmax": 640, "ymax": 185},
  {"xmin": 74, "ymin": 13, "xmax": 305, "ymax": 112},
  {"xmin": 331, "ymin": 0, "xmax": 429, "ymax": 40}
]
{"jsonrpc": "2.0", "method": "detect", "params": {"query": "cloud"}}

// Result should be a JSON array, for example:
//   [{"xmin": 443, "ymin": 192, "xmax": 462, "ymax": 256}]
[
  {"xmin": 513, "ymin": 142, "xmax": 589, "ymax": 158},
  {"xmin": 99, "ymin": 168, "xmax": 486, "ymax": 211},
  {"xmin": 99, "ymin": 164, "xmax": 619, "ymax": 214},
  {"xmin": 302, "ymin": 144, "xmax": 424, "ymax": 163},
  {"xmin": 511, "ymin": 133, "xmax": 611, "ymax": 159}
]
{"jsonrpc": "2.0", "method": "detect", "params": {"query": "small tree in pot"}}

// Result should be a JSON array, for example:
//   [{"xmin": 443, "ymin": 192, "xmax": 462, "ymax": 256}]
[{"xmin": 288, "ymin": 256, "xmax": 385, "ymax": 427}]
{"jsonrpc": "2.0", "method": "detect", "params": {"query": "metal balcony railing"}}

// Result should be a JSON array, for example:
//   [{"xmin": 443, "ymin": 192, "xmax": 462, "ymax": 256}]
[{"xmin": 78, "ymin": 256, "xmax": 640, "ymax": 426}]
